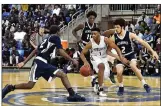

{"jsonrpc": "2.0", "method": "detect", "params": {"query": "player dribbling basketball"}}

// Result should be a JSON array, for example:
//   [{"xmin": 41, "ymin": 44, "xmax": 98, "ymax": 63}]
[{"xmin": 80, "ymin": 27, "xmax": 128, "ymax": 96}]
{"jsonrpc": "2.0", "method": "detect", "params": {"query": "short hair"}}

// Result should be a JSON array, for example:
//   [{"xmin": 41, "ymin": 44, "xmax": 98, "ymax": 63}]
[
  {"xmin": 145, "ymin": 27, "xmax": 150, "ymax": 32},
  {"xmin": 91, "ymin": 27, "xmax": 100, "ymax": 33},
  {"xmin": 49, "ymin": 25, "xmax": 60, "ymax": 34},
  {"xmin": 86, "ymin": 11, "xmax": 97, "ymax": 18},
  {"xmin": 114, "ymin": 18, "xmax": 126, "ymax": 27}
]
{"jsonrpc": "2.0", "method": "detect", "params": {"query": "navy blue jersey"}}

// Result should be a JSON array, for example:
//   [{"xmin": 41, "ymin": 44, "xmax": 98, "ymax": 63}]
[
  {"xmin": 81, "ymin": 21, "xmax": 97, "ymax": 43},
  {"xmin": 114, "ymin": 31, "xmax": 135, "ymax": 56},
  {"xmin": 37, "ymin": 35, "xmax": 62, "ymax": 63}
]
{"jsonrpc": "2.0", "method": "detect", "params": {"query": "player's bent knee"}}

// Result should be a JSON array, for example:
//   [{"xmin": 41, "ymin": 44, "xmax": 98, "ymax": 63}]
[
  {"xmin": 98, "ymin": 63, "xmax": 105, "ymax": 70},
  {"xmin": 55, "ymin": 71, "xmax": 67, "ymax": 78}
]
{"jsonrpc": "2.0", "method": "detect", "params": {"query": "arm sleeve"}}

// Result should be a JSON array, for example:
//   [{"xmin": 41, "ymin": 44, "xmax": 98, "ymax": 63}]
[{"xmin": 49, "ymin": 36, "xmax": 62, "ymax": 49}]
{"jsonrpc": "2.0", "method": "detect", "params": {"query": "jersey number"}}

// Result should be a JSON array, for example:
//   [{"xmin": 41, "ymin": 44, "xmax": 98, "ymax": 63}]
[
  {"xmin": 87, "ymin": 34, "xmax": 91, "ymax": 40},
  {"xmin": 40, "ymin": 39, "xmax": 47, "ymax": 49},
  {"xmin": 121, "ymin": 46, "xmax": 125, "ymax": 54}
]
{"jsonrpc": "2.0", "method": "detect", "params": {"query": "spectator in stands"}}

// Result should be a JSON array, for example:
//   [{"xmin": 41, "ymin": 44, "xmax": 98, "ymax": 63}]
[
  {"xmin": 137, "ymin": 12, "xmax": 149, "ymax": 25},
  {"xmin": 59, "ymin": 12, "xmax": 67, "ymax": 26},
  {"xmin": 30, "ymin": 26, "xmax": 45, "ymax": 49},
  {"xmin": 68, "ymin": 5, "xmax": 76, "ymax": 17},
  {"xmin": 14, "ymin": 26, "xmax": 26, "ymax": 42},
  {"xmin": 9, "ymin": 46, "xmax": 20, "ymax": 66},
  {"xmin": 2, "ymin": 47, "xmax": 10, "ymax": 66},
  {"xmin": 22, "ymin": 34, "xmax": 31, "ymax": 57},
  {"xmin": 52, "ymin": 4, "xmax": 61, "ymax": 16},
  {"xmin": 125, "ymin": 21, "xmax": 135, "ymax": 32},
  {"xmin": 143, "ymin": 27, "xmax": 154, "ymax": 48},
  {"xmin": 138, "ymin": 21, "xmax": 148, "ymax": 34},
  {"xmin": 60, "ymin": 5, "xmax": 68, "ymax": 17},
  {"xmin": 155, "ymin": 4, "xmax": 160, "ymax": 13},
  {"xmin": 4, "ymin": 32, "xmax": 17, "ymax": 49},
  {"xmin": 50, "ymin": 14, "xmax": 60, "ymax": 26},
  {"xmin": 135, "ymin": 28, "xmax": 143, "ymax": 39},
  {"xmin": 153, "ymin": 11, "xmax": 160, "ymax": 24},
  {"xmin": 150, "ymin": 18, "xmax": 159, "ymax": 42}
]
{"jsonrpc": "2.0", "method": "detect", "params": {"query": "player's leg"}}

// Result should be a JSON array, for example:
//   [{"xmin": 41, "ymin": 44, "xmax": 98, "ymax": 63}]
[
  {"xmin": 55, "ymin": 70, "xmax": 85, "ymax": 101},
  {"xmin": 2, "ymin": 61, "xmax": 39, "ymax": 99},
  {"xmin": 115, "ymin": 64, "xmax": 124, "ymax": 96},
  {"xmin": 90, "ymin": 56, "xmax": 107, "ymax": 96},
  {"xmin": 44, "ymin": 62, "xmax": 85, "ymax": 102},
  {"xmin": 130, "ymin": 59, "xmax": 151, "ymax": 93}
]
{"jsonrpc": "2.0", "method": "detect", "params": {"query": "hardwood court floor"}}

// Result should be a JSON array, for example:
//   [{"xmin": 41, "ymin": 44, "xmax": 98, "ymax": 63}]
[{"xmin": 2, "ymin": 70, "xmax": 160, "ymax": 106}]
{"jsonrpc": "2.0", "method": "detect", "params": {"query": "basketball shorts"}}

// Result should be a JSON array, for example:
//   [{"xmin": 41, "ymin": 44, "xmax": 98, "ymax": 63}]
[
  {"xmin": 90, "ymin": 56, "xmax": 110, "ymax": 80},
  {"xmin": 116, "ymin": 52, "xmax": 137, "ymax": 67},
  {"xmin": 29, "ymin": 56, "xmax": 61, "ymax": 82}
]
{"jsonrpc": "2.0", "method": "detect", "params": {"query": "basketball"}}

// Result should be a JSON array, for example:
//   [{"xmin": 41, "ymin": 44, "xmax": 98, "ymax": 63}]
[{"xmin": 80, "ymin": 66, "xmax": 91, "ymax": 77}]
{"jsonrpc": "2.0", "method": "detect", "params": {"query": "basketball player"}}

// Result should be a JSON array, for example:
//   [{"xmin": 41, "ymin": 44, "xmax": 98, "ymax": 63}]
[
  {"xmin": 103, "ymin": 18, "xmax": 159, "ymax": 95},
  {"xmin": 80, "ymin": 27, "xmax": 128, "ymax": 96},
  {"xmin": 2, "ymin": 25, "xmax": 85, "ymax": 102},
  {"xmin": 72, "ymin": 11, "xmax": 116, "ymax": 85}
]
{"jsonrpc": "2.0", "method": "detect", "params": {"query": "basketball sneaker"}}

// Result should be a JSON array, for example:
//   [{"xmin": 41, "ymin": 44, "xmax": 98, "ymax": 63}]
[
  {"xmin": 91, "ymin": 76, "xmax": 98, "ymax": 87},
  {"xmin": 97, "ymin": 87, "xmax": 107, "ymax": 97},
  {"xmin": 67, "ymin": 93, "xmax": 86, "ymax": 101},
  {"xmin": 117, "ymin": 87, "xmax": 124, "ymax": 96},
  {"xmin": 109, "ymin": 72, "xmax": 116, "ymax": 84},
  {"xmin": 93, "ymin": 82, "xmax": 99, "ymax": 93},
  {"xmin": 2, "ymin": 84, "xmax": 14, "ymax": 99},
  {"xmin": 144, "ymin": 84, "xmax": 151, "ymax": 93}
]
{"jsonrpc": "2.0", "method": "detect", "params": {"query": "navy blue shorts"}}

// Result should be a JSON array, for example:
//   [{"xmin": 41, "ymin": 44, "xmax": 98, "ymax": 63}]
[
  {"xmin": 29, "ymin": 59, "xmax": 60, "ymax": 82},
  {"xmin": 116, "ymin": 53, "xmax": 137, "ymax": 67}
]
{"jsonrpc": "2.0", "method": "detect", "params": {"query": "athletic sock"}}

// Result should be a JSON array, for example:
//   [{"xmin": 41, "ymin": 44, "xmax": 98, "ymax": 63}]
[
  {"xmin": 141, "ymin": 79, "xmax": 147, "ymax": 86},
  {"xmin": 67, "ymin": 88, "xmax": 75, "ymax": 96},
  {"xmin": 119, "ymin": 83, "xmax": 124, "ymax": 87}
]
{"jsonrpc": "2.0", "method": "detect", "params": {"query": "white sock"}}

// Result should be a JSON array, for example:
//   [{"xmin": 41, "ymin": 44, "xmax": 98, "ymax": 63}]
[
  {"xmin": 156, "ymin": 69, "xmax": 159, "ymax": 73},
  {"xmin": 141, "ymin": 79, "xmax": 147, "ymax": 86},
  {"xmin": 91, "ymin": 75, "xmax": 95, "ymax": 82},
  {"xmin": 119, "ymin": 83, "xmax": 123, "ymax": 87}
]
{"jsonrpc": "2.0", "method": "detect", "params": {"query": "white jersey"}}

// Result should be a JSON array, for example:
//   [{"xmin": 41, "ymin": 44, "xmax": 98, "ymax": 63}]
[{"xmin": 90, "ymin": 36, "xmax": 107, "ymax": 58}]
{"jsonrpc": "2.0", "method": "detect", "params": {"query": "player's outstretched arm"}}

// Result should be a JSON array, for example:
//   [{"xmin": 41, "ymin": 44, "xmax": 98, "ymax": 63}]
[
  {"xmin": 72, "ymin": 24, "xmax": 84, "ymax": 41},
  {"xmin": 17, "ymin": 49, "xmax": 37, "ymax": 68},
  {"xmin": 130, "ymin": 33, "xmax": 159, "ymax": 60},
  {"xmin": 103, "ymin": 29, "xmax": 115, "ymax": 38},
  {"xmin": 80, "ymin": 42, "xmax": 92, "ymax": 67}
]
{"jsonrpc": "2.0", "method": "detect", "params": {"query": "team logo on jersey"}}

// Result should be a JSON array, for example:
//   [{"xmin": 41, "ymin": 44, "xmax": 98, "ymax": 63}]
[{"xmin": 2, "ymin": 86, "xmax": 160, "ymax": 105}]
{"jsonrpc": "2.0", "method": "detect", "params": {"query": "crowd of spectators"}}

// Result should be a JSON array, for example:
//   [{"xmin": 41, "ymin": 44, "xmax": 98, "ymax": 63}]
[{"xmin": 2, "ymin": 4, "xmax": 89, "ymax": 66}]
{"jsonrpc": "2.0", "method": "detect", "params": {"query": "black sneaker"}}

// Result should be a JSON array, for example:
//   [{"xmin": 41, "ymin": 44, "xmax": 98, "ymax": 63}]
[
  {"xmin": 109, "ymin": 72, "xmax": 116, "ymax": 84},
  {"xmin": 144, "ymin": 84, "xmax": 151, "ymax": 93},
  {"xmin": 2, "ymin": 84, "xmax": 14, "ymax": 99},
  {"xmin": 67, "ymin": 93, "xmax": 85, "ymax": 102},
  {"xmin": 117, "ymin": 87, "xmax": 124, "ymax": 96}
]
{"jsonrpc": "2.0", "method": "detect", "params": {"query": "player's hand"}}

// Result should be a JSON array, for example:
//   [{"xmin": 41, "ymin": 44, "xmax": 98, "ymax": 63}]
[
  {"xmin": 17, "ymin": 62, "xmax": 25, "ymax": 69},
  {"xmin": 84, "ymin": 61, "xmax": 90, "ymax": 68},
  {"xmin": 71, "ymin": 59, "xmax": 79, "ymax": 69},
  {"xmin": 120, "ymin": 56, "xmax": 129, "ymax": 65},
  {"xmin": 152, "ymin": 51, "xmax": 159, "ymax": 60}
]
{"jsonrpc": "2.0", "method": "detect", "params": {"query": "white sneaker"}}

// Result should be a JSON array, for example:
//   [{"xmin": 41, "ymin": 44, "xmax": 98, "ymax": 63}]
[
  {"xmin": 98, "ymin": 91, "xmax": 107, "ymax": 97},
  {"xmin": 97, "ymin": 87, "xmax": 107, "ymax": 97}
]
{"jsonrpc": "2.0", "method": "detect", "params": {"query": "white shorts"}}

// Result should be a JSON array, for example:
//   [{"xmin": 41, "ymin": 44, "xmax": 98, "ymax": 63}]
[{"xmin": 90, "ymin": 56, "xmax": 110, "ymax": 80}]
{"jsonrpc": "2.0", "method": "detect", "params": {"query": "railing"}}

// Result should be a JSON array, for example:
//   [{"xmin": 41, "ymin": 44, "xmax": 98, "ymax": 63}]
[{"xmin": 109, "ymin": 4, "xmax": 157, "ymax": 11}]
